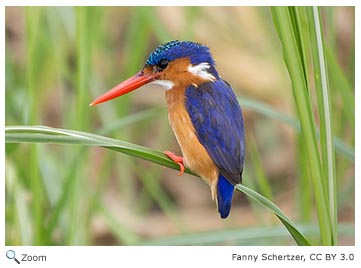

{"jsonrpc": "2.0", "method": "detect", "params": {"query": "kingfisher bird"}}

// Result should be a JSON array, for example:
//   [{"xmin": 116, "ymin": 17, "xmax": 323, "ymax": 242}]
[{"xmin": 90, "ymin": 40, "xmax": 245, "ymax": 218}]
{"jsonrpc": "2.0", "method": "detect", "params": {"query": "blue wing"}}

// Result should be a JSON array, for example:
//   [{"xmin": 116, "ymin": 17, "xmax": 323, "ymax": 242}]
[{"xmin": 185, "ymin": 79, "xmax": 245, "ymax": 185}]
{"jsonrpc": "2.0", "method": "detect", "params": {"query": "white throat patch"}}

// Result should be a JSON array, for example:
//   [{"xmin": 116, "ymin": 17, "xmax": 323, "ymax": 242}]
[
  {"xmin": 149, "ymin": 80, "xmax": 174, "ymax": 91},
  {"xmin": 188, "ymin": 62, "xmax": 216, "ymax": 82}
]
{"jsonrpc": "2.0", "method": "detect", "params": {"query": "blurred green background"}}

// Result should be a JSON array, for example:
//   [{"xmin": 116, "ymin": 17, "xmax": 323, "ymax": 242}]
[{"xmin": 5, "ymin": 6, "xmax": 354, "ymax": 245}]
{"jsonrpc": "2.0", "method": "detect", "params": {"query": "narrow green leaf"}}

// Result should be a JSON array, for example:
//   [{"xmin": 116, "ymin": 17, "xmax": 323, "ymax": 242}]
[
  {"xmin": 6, "ymin": 125, "xmax": 311, "ymax": 245},
  {"xmin": 25, "ymin": 7, "xmax": 45, "ymax": 245},
  {"xmin": 271, "ymin": 6, "xmax": 332, "ymax": 245},
  {"xmin": 5, "ymin": 125, "xmax": 195, "ymax": 175},
  {"xmin": 307, "ymin": 6, "xmax": 337, "ymax": 245}
]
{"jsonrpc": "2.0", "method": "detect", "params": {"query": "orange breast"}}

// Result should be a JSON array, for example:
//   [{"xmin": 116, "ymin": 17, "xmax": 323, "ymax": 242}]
[{"xmin": 166, "ymin": 87, "xmax": 219, "ymax": 200}]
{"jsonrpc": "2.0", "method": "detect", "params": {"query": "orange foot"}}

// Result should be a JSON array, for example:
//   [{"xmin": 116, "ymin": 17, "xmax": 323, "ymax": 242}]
[{"xmin": 164, "ymin": 151, "xmax": 185, "ymax": 176}]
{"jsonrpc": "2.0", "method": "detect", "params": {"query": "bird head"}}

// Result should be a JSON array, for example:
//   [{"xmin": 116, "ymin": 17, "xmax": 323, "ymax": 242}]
[{"xmin": 90, "ymin": 40, "xmax": 219, "ymax": 106}]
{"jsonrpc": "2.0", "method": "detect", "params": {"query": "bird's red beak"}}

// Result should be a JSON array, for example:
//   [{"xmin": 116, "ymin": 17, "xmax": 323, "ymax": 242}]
[{"xmin": 90, "ymin": 71, "xmax": 159, "ymax": 106}]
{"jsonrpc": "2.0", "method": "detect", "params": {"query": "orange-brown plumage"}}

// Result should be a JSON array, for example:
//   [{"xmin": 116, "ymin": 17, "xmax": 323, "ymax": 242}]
[{"xmin": 165, "ymin": 85, "xmax": 219, "ymax": 201}]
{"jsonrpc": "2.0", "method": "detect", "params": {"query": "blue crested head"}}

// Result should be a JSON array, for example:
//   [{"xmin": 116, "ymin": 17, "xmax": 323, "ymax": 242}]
[{"xmin": 145, "ymin": 40, "xmax": 216, "ymax": 67}]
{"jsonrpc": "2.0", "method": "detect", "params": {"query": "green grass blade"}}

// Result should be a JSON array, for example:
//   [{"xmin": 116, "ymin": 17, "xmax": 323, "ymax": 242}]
[
  {"xmin": 75, "ymin": 7, "xmax": 92, "ymax": 129},
  {"xmin": 6, "ymin": 125, "xmax": 311, "ymax": 245},
  {"xmin": 25, "ymin": 7, "xmax": 45, "ymax": 245},
  {"xmin": 271, "ymin": 7, "xmax": 332, "ymax": 245},
  {"xmin": 5, "ymin": 125, "xmax": 195, "ymax": 175},
  {"xmin": 297, "ymin": 137, "xmax": 313, "ymax": 223},
  {"xmin": 307, "ymin": 6, "xmax": 337, "ymax": 244}
]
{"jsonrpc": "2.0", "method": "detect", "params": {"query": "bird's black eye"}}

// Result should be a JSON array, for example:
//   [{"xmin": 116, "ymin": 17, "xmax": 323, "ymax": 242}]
[{"xmin": 157, "ymin": 59, "xmax": 169, "ymax": 71}]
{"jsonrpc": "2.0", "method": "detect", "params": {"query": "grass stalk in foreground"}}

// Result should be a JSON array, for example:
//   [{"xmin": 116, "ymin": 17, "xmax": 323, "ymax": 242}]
[
  {"xmin": 307, "ymin": 6, "xmax": 337, "ymax": 245},
  {"xmin": 271, "ymin": 7, "xmax": 333, "ymax": 245},
  {"xmin": 25, "ymin": 6, "xmax": 44, "ymax": 245},
  {"xmin": 6, "ymin": 125, "xmax": 311, "ymax": 246}
]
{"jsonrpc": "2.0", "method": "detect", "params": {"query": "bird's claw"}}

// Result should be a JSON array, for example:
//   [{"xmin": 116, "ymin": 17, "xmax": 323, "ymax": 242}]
[{"xmin": 164, "ymin": 151, "xmax": 185, "ymax": 176}]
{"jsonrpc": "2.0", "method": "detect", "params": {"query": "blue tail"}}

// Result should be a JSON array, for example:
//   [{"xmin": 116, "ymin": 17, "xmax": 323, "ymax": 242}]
[{"xmin": 217, "ymin": 174, "xmax": 235, "ymax": 218}]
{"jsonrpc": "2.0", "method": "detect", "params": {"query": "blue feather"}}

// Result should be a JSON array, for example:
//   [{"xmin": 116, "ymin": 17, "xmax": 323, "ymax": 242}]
[
  {"xmin": 185, "ymin": 79, "xmax": 245, "ymax": 218},
  {"xmin": 217, "ymin": 174, "xmax": 235, "ymax": 218},
  {"xmin": 185, "ymin": 79, "xmax": 245, "ymax": 185}
]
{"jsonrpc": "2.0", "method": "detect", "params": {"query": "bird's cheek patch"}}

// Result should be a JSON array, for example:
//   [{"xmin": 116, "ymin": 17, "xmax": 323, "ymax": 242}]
[{"xmin": 188, "ymin": 62, "xmax": 216, "ymax": 82}]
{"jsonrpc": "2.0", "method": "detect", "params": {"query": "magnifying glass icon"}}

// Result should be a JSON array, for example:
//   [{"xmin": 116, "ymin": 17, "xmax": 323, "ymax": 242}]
[{"xmin": 6, "ymin": 250, "xmax": 20, "ymax": 264}]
